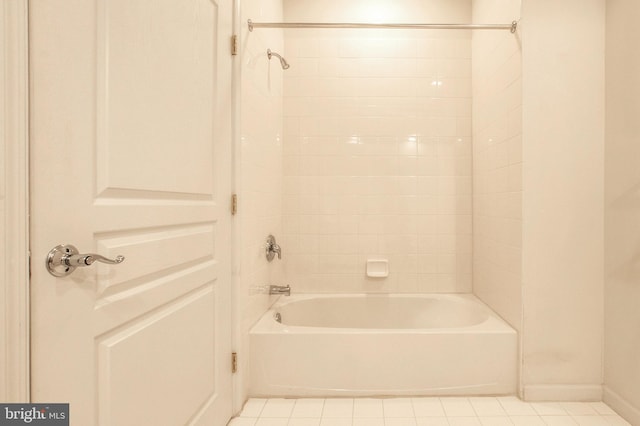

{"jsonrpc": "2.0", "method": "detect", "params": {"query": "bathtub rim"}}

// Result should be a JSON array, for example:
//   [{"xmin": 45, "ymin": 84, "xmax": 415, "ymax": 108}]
[{"xmin": 251, "ymin": 293, "xmax": 517, "ymax": 335}]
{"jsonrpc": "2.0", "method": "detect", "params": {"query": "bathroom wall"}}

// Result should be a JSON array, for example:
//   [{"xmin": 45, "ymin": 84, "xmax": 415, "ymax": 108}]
[
  {"xmin": 471, "ymin": 0, "xmax": 522, "ymax": 331},
  {"xmin": 282, "ymin": 0, "xmax": 474, "ymax": 293},
  {"xmin": 236, "ymin": 0, "xmax": 284, "ymax": 406},
  {"xmin": 604, "ymin": 0, "xmax": 640, "ymax": 423},
  {"xmin": 521, "ymin": 0, "xmax": 605, "ymax": 401}
]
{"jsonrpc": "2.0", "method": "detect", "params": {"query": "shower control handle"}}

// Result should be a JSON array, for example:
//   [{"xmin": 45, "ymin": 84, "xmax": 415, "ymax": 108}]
[
  {"xmin": 46, "ymin": 244, "xmax": 125, "ymax": 277},
  {"xmin": 266, "ymin": 235, "xmax": 282, "ymax": 262}
]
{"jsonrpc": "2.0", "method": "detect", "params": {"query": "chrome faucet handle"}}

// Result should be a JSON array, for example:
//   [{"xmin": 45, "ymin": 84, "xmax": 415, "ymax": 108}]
[
  {"xmin": 265, "ymin": 235, "xmax": 282, "ymax": 262},
  {"xmin": 272, "ymin": 243, "xmax": 282, "ymax": 259}
]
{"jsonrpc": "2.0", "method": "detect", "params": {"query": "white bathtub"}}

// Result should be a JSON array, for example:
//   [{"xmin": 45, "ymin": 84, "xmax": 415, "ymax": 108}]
[{"xmin": 249, "ymin": 294, "xmax": 518, "ymax": 397}]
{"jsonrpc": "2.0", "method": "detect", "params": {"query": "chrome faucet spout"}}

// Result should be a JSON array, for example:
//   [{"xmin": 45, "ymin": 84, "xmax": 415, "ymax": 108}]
[{"xmin": 269, "ymin": 285, "xmax": 291, "ymax": 296}]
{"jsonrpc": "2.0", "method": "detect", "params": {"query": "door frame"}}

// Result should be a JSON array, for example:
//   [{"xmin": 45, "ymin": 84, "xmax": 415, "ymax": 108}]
[{"xmin": 1, "ymin": 0, "xmax": 30, "ymax": 403}]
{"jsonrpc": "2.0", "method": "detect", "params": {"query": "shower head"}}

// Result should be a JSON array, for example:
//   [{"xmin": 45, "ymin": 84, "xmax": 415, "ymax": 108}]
[{"xmin": 267, "ymin": 49, "xmax": 290, "ymax": 70}]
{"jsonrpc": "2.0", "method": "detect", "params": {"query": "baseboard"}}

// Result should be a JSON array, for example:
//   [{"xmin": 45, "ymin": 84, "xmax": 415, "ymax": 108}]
[
  {"xmin": 523, "ymin": 384, "xmax": 603, "ymax": 402},
  {"xmin": 604, "ymin": 386, "xmax": 640, "ymax": 426}
]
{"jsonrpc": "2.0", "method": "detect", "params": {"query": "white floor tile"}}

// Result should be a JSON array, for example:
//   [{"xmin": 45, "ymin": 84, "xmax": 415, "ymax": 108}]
[
  {"xmin": 447, "ymin": 417, "xmax": 482, "ymax": 426},
  {"xmin": 384, "ymin": 398, "xmax": 416, "ymax": 417},
  {"xmin": 229, "ymin": 418, "xmax": 257, "ymax": 426},
  {"xmin": 470, "ymin": 397, "xmax": 507, "ymax": 416},
  {"xmin": 441, "ymin": 398, "xmax": 476, "ymax": 417},
  {"xmin": 256, "ymin": 419, "xmax": 289, "ymax": 426},
  {"xmin": 531, "ymin": 403, "xmax": 568, "ymax": 416},
  {"xmin": 353, "ymin": 398, "xmax": 383, "ymax": 418},
  {"xmin": 261, "ymin": 399, "xmax": 296, "ymax": 418},
  {"xmin": 236, "ymin": 397, "xmax": 627, "ymax": 426},
  {"xmin": 353, "ymin": 418, "xmax": 384, "ymax": 426},
  {"xmin": 510, "ymin": 416, "xmax": 545, "ymax": 425},
  {"xmin": 241, "ymin": 399, "xmax": 268, "ymax": 417},
  {"xmin": 322, "ymin": 399, "xmax": 354, "ymax": 418},
  {"xmin": 319, "ymin": 418, "xmax": 352, "ymax": 426},
  {"xmin": 287, "ymin": 419, "xmax": 321, "ymax": 426},
  {"xmin": 386, "ymin": 418, "xmax": 419, "ymax": 426},
  {"xmin": 415, "ymin": 417, "xmax": 450, "ymax": 425},
  {"xmin": 603, "ymin": 415, "xmax": 632, "ymax": 425},
  {"xmin": 291, "ymin": 399, "xmax": 325, "ymax": 418},
  {"xmin": 560, "ymin": 403, "xmax": 598, "ymax": 416},
  {"xmin": 540, "ymin": 416, "xmax": 578, "ymax": 425},
  {"xmin": 413, "ymin": 398, "xmax": 446, "ymax": 417},
  {"xmin": 588, "ymin": 403, "xmax": 617, "ymax": 416},
  {"xmin": 571, "ymin": 416, "xmax": 614, "ymax": 426},
  {"xmin": 479, "ymin": 416, "xmax": 513, "ymax": 425},
  {"xmin": 498, "ymin": 397, "xmax": 537, "ymax": 416}
]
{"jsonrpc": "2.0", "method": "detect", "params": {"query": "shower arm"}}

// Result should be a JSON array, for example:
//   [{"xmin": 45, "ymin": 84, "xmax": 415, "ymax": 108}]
[
  {"xmin": 267, "ymin": 49, "xmax": 290, "ymax": 70},
  {"xmin": 267, "ymin": 49, "xmax": 283, "ymax": 62}
]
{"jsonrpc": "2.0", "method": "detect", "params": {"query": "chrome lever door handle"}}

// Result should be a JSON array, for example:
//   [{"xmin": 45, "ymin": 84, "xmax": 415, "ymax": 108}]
[
  {"xmin": 66, "ymin": 253, "xmax": 125, "ymax": 266},
  {"xmin": 46, "ymin": 244, "xmax": 125, "ymax": 277}
]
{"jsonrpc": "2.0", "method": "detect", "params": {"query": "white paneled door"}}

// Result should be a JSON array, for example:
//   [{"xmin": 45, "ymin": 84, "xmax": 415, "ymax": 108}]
[{"xmin": 29, "ymin": 0, "xmax": 233, "ymax": 425}]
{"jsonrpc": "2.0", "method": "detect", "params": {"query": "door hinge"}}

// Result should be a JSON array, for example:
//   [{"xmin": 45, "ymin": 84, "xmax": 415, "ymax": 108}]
[
  {"xmin": 231, "ymin": 193, "xmax": 238, "ymax": 215},
  {"xmin": 231, "ymin": 352, "xmax": 238, "ymax": 373},
  {"xmin": 231, "ymin": 35, "xmax": 238, "ymax": 56}
]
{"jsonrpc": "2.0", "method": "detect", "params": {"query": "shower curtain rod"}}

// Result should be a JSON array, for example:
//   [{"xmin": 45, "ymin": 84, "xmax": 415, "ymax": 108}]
[{"xmin": 248, "ymin": 19, "xmax": 518, "ymax": 33}]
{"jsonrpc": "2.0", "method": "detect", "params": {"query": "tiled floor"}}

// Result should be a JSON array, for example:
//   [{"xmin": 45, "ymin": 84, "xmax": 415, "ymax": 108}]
[{"xmin": 228, "ymin": 397, "xmax": 631, "ymax": 426}]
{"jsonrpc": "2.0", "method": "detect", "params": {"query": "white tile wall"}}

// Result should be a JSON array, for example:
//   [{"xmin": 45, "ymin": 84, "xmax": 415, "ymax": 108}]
[
  {"xmin": 282, "ymin": 0, "xmax": 473, "ymax": 293},
  {"xmin": 471, "ymin": 0, "xmax": 522, "ymax": 330}
]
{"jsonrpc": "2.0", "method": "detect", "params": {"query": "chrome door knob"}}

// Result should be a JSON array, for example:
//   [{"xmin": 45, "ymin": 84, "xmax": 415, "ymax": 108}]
[{"xmin": 46, "ymin": 244, "xmax": 125, "ymax": 277}]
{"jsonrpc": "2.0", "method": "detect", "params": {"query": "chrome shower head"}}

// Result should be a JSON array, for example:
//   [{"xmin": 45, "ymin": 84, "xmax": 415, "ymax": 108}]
[{"xmin": 267, "ymin": 49, "xmax": 290, "ymax": 70}]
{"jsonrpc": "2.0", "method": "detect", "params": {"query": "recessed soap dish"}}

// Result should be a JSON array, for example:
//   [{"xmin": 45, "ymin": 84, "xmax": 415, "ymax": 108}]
[{"xmin": 366, "ymin": 259, "xmax": 389, "ymax": 278}]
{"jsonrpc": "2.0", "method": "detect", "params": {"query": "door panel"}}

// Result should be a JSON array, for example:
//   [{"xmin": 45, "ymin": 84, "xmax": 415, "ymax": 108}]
[
  {"xmin": 96, "ymin": 0, "xmax": 217, "ymax": 196},
  {"xmin": 97, "ymin": 286, "xmax": 216, "ymax": 425},
  {"xmin": 30, "ymin": 0, "xmax": 232, "ymax": 424}
]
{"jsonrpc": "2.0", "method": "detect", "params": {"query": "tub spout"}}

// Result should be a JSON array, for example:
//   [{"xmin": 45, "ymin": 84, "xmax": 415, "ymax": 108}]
[{"xmin": 269, "ymin": 285, "xmax": 291, "ymax": 296}]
